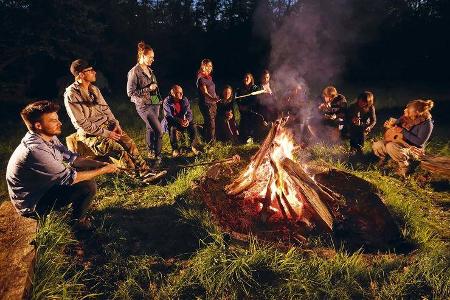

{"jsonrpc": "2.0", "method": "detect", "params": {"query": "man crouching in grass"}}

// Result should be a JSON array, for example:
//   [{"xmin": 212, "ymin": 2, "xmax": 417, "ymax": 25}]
[{"xmin": 6, "ymin": 100, "xmax": 118, "ymax": 231}]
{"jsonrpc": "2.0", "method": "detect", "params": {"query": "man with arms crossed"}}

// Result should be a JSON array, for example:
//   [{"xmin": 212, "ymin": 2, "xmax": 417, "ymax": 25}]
[{"xmin": 64, "ymin": 59, "xmax": 164, "ymax": 183}]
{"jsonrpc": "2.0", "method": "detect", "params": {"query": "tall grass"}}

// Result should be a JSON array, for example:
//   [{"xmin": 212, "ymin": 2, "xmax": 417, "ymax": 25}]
[
  {"xmin": 31, "ymin": 213, "xmax": 93, "ymax": 299},
  {"xmin": 0, "ymin": 99, "xmax": 444, "ymax": 299}
]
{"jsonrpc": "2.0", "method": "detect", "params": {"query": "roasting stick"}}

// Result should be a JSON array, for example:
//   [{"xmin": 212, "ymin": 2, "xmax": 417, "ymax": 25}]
[
  {"xmin": 178, "ymin": 155, "xmax": 241, "ymax": 168},
  {"xmin": 234, "ymin": 89, "xmax": 267, "ymax": 100}
]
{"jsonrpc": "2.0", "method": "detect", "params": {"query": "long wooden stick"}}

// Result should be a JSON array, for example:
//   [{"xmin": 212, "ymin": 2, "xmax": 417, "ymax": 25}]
[
  {"xmin": 234, "ymin": 90, "xmax": 267, "ymax": 100},
  {"xmin": 179, "ymin": 155, "xmax": 240, "ymax": 168}
]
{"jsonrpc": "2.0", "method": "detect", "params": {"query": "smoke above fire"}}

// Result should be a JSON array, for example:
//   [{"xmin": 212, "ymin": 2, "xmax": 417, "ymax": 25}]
[{"xmin": 254, "ymin": 0, "xmax": 381, "ymax": 115}]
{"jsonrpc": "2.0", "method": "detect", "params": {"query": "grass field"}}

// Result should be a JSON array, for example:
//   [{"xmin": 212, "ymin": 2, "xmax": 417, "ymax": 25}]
[{"xmin": 1, "ymin": 91, "xmax": 449, "ymax": 299}]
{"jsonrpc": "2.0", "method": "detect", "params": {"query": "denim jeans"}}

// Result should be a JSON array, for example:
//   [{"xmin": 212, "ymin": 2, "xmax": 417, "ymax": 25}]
[
  {"xmin": 199, "ymin": 101, "xmax": 217, "ymax": 143},
  {"xmin": 135, "ymin": 103, "xmax": 163, "ymax": 157}
]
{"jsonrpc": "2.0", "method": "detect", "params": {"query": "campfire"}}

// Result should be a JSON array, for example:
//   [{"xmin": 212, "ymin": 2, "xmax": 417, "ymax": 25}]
[
  {"xmin": 199, "ymin": 118, "xmax": 403, "ymax": 251},
  {"xmin": 225, "ymin": 117, "xmax": 336, "ymax": 233}
]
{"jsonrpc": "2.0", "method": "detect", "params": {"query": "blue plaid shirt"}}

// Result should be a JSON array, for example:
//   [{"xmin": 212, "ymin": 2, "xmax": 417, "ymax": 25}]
[{"xmin": 6, "ymin": 131, "xmax": 78, "ymax": 216}]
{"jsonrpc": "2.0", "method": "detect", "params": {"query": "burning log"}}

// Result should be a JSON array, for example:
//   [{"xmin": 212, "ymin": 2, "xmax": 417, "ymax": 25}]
[
  {"xmin": 225, "ymin": 118, "xmax": 287, "ymax": 195},
  {"xmin": 200, "ymin": 119, "xmax": 403, "ymax": 250},
  {"xmin": 280, "ymin": 158, "xmax": 334, "ymax": 231},
  {"xmin": 419, "ymin": 155, "xmax": 450, "ymax": 178},
  {"xmin": 225, "ymin": 118, "xmax": 335, "ymax": 232}
]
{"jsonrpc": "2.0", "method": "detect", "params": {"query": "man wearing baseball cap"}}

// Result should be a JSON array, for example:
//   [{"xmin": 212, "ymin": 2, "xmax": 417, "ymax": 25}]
[{"xmin": 64, "ymin": 59, "xmax": 165, "ymax": 183}]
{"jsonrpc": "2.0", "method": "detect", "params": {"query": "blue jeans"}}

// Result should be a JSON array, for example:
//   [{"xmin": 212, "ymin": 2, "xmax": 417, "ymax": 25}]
[{"xmin": 135, "ymin": 102, "xmax": 163, "ymax": 157}]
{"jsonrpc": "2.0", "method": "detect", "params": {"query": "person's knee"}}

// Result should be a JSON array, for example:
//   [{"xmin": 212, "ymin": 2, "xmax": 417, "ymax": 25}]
[
  {"xmin": 386, "ymin": 142, "xmax": 406, "ymax": 159},
  {"xmin": 372, "ymin": 140, "xmax": 384, "ymax": 152},
  {"xmin": 385, "ymin": 142, "xmax": 397, "ymax": 154},
  {"xmin": 156, "ymin": 126, "xmax": 163, "ymax": 136}
]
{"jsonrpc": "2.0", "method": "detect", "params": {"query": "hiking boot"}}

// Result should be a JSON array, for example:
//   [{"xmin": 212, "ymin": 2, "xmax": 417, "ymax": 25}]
[{"xmin": 172, "ymin": 149, "xmax": 180, "ymax": 157}]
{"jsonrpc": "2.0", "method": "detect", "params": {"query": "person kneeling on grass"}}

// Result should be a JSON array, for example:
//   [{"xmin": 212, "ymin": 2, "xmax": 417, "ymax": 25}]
[
  {"xmin": 372, "ymin": 99, "xmax": 434, "ymax": 177},
  {"xmin": 345, "ymin": 91, "xmax": 376, "ymax": 154},
  {"xmin": 161, "ymin": 85, "xmax": 200, "ymax": 157},
  {"xmin": 6, "ymin": 101, "xmax": 118, "ymax": 230},
  {"xmin": 309, "ymin": 86, "xmax": 348, "ymax": 143}
]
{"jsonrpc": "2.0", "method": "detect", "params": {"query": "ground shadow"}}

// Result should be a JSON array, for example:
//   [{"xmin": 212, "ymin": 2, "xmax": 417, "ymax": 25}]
[{"xmin": 81, "ymin": 203, "xmax": 206, "ymax": 260}]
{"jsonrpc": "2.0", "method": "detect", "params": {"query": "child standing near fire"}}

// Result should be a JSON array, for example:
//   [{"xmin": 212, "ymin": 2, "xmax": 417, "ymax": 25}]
[
  {"xmin": 216, "ymin": 85, "xmax": 239, "ymax": 143},
  {"xmin": 345, "ymin": 91, "xmax": 377, "ymax": 154}
]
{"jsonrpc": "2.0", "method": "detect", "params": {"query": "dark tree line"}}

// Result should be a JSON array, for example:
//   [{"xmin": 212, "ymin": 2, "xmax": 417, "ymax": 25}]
[{"xmin": 0, "ymin": 0, "xmax": 449, "ymax": 99}]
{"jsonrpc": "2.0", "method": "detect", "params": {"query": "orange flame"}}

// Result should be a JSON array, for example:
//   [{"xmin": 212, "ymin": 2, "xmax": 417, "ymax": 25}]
[{"xmin": 243, "ymin": 128, "xmax": 305, "ymax": 222}]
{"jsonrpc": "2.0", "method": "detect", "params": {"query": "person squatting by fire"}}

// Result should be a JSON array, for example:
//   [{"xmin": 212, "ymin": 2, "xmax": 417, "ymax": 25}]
[
  {"xmin": 6, "ymin": 39, "xmax": 437, "ymax": 231},
  {"xmin": 373, "ymin": 99, "xmax": 434, "ymax": 177}
]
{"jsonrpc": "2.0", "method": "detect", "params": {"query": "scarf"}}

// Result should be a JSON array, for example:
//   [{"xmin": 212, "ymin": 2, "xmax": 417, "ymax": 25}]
[{"xmin": 197, "ymin": 71, "xmax": 212, "ymax": 81}]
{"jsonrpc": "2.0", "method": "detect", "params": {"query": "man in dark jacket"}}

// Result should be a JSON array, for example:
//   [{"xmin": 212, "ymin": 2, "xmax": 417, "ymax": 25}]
[{"xmin": 162, "ymin": 85, "xmax": 200, "ymax": 157}]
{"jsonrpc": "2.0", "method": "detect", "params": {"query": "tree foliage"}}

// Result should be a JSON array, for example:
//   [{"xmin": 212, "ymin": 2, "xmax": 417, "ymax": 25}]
[{"xmin": 0, "ymin": 0, "xmax": 449, "ymax": 97}]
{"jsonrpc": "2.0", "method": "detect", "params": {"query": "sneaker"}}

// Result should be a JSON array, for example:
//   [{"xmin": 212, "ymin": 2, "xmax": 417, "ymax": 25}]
[
  {"xmin": 142, "ymin": 170, "xmax": 167, "ymax": 184},
  {"xmin": 139, "ymin": 169, "xmax": 157, "ymax": 179},
  {"xmin": 191, "ymin": 146, "xmax": 200, "ymax": 155},
  {"xmin": 172, "ymin": 149, "xmax": 180, "ymax": 157}
]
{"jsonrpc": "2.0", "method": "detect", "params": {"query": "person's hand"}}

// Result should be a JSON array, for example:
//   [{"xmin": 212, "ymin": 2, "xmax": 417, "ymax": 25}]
[
  {"xmin": 225, "ymin": 111, "xmax": 233, "ymax": 120},
  {"xmin": 364, "ymin": 128, "xmax": 371, "ymax": 135},
  {"xmin": 181, "ymin": 119, "xmax": 189, "ymax": 127},
  {"xmin": 149, "ymin": 83, "xmax": 158, "ymax": 91},
  {"xmin": 352, "ymin": 117, "xmax": 360, "ymax": 125},
  {"xmin": 108, "ymin": 131, "xmax": 121, "ymax": 141},
  {"xmin": 393, "ymin": 126, "xmax": 403, "ymax": 133},
  {"xmin": 384, "ymin": 117, "xmax": 396, "ymax": 128},
  {"xmin": 101, "ymin": 163, "xmax": 118, "ymax": 174},
  {"xmin": 113, "ymin": 124, "xmax": 123, "ymax": 136}
]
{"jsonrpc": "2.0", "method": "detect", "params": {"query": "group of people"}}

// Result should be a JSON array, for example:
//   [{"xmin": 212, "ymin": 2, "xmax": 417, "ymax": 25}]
[
  {"xmin": 313, "ymin": 86, "xmax": 434, "ymax": 178},
  {"xmin": 5, "ymin": 40, "xmax": 435, "ymax": 230}
]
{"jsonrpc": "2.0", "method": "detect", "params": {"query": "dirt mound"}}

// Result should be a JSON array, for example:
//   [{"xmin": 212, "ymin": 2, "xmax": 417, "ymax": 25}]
[
  {"xmin": 199, "ymin": 165, "xmax": 404, "ymax": 252},
  {"xmin": 0, "ymin": 201, "xmax": 37, "ymax": 299}
]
